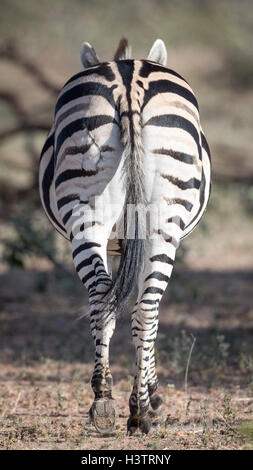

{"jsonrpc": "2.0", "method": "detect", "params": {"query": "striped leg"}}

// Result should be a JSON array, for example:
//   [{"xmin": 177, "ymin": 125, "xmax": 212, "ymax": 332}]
[
  {"xmin": 127, "ymin": 234, "xmax": 180, "ymax": 435},
  {"xmin": 71, "ymin": 235, "xmax": 116, "ymax": 432},
  {"xmin": 130, "ymin": 307, "xmax": 161, "ymax": 408},
  {"xmin": 147, "ymin": 344, "xmax": 163, "ymax": 412}
]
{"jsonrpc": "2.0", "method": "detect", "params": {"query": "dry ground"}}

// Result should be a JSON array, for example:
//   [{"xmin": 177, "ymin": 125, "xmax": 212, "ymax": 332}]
[{"xmin": 0, "ymin": 183, "xmax": 253, "ymax": 450}]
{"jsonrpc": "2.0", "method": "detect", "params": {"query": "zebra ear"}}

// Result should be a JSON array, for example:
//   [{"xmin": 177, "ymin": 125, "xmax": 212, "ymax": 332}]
[
  {"xmin": 147, "ymin": 39, "xmax": 167, "ymax": 66},
  {"xmin": 80, "ymin": 42, "xmax": 100, "ymax": 69},
  {"xmin": 114, "ymin": 37, "xmax": 132, "ymax": 60}
]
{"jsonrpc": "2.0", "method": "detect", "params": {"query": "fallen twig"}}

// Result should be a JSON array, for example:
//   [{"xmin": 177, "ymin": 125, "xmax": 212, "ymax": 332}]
[{"xmin": 184, "ymin": 334, "xmax": 196, "ymax": 394}]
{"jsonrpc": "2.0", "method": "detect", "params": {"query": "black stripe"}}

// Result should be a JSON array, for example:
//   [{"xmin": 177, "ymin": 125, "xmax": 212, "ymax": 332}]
[
  {"xmin": 120, "ymin": 110, "xmax": 140, "ymax": 118},
  {"xmin": 56, "ymin": 103, "xmax": 90, "ymax": 127},
  {"xmin": 62, "ymin": 209, "xmax": 73, "ymax": 225},
  {"xmin": 81, "ymin": 270, "xmax": 95, "ymax": 284},
  {"xmin": 117, "ymin": 60, "xmax": 134, "ymax": 148},
  {"xmin": 137, "ymin": 80, "xmax": 144, "ymax": 88},
  {"xmin": 164, "ymin": 197, "xmax": 193, "ymax": 211},
  {"xmin": 41, "ymin": 152, "xmax": 67, "ymax": 234},
  {"xmin": 160, "ymin": 173, "xmax": 201, "ymax": 190},
  {"xmin": 100, "ymin": 145, "xmax": 115, "ymax": 153},
  {"xmin": 40, "ymin": 132, "xmax": 54, "ymax": 162},
  {"xmin": 64, "ymin": 62, "xmax": 116, "ymax": 86},
  {"xmin": 145, "ymin": 271, "xmax": 170, "ymax": 283},
  {"xmin": 57, "ymin": 144, "xmax": 92, "ymax": 166},
  {"xmin": 167, "ymin": 216, "xmax": 185, "ymax": 230},
  {"xmin": 55, "ymin": 82, "xmax": 117, "ymax": 115},
  {"xmin": 65, "ymin": 144, "xmax": 92, "ymax": 155},
  {"xmin": 142, "ymin": 79, "xmax": 199, "ymax": 111},
  {"xmin": 185, "ymin": 169, "xmax": 207, "ymax": 231},
  {"xmin": 94, "ymin": 260, "xmax": 103, "ymax": 269},
  {"xmin": 201, "ymin": 131, "xmax": 211, "ymax": 160},
  {"xmin": 150, "ymin": 254, "xmax": 174, "ymax": 264},
  {"xmin": 55, "ymin": 115, "xmax": 117, "ymax": 158},
  {"xmin": 199, "ymin": 169, "xmax": 206, "ymax": 206},
  {"xmin": 72, "ymin": 242, "xmax": 101, "ymax": 259},
  {"xmin": 143, "ymin": 287, "xmax": 164, "ymax": 295},
  {"xmin": 152, "ymin": 147, "xmax": 194, "ymax": 164},
  {"xmin": 57, "ymin": 194, "xmax": 79, "ymax": 210},
  {"xmin": 78, "ymin": 221, "xmax": 102, "ymax": 232},
  {"xmin": 152, "ymin": 229, "xmax": 178, "ymax": 246},
  {"xmin": 55, "ymin": 168, "xmax": 99, "ymax": 188},
  {"xmin": 183, "ymin": 134, "xmax": 211, "ymax": 233},
  {"xmin": 76, "ymin": 254, "xmax": 103, "ymax": 273},
  {"xmin": 145, "ymin": 114, "xmax": 202, "ymax": 161},
  {"xmin": 141, "ymin": 299, "xmax": 158, "ymax": 305},
  {"xmin": 139, "ymin": 61, "xmax": 188, "ymax": 84},
  {"xmin": 88, "ymin": 282, "xmax": 96, "ymax": 293}
]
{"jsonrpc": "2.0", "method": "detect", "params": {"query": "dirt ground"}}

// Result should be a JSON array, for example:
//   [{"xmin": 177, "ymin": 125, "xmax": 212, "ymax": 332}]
[{"xmin": 0, "ymin": 184, "xmax": 253, "ymax": 450}]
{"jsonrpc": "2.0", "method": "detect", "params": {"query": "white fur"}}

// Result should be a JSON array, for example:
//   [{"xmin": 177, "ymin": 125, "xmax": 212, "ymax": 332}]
[
  {"xmin": 147, "ymin": 39, "xmax": 167, "ymax": 66},
  {"xmin": 80, "ymin": 42, "xmax": 100, "ymax": 69}
]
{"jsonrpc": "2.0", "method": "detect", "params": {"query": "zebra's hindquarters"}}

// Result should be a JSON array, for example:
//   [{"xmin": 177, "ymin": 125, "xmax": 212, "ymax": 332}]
[
  {"xmin": 39, "ymin": 128, "xmax": 68, "ymax": 239},
  {"xmin": 140, "ymin": 77, "xmax": 211, "ymax": 241}
]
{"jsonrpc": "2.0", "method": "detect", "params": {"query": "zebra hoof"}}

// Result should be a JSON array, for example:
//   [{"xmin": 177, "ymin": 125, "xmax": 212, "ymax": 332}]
[
  {"xmin": 127, "ymin": 414, "xmax": 152, "ymax": 435},
  {"xmin": 140, "ymin": 414, "xmax": 152, "ymax": 434},
  {"xmin": 90, "ymin": 398, "xmax": 116, "ymax": 434},
  {"xmin": 150, "ymin": 393, "xmax": 163, "ymax": 411}
]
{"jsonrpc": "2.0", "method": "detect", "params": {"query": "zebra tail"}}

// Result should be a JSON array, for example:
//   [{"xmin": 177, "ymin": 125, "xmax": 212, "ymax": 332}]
[{"xmin": 100, "ymin": 96, "xmax": 146, "ymax": 321}]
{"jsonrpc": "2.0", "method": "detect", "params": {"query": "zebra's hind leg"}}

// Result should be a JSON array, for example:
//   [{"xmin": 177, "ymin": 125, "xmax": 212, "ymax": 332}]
[
  {"xmin": 128, "ymin": 305, "xmax": 161, "ymax": 435},
  {"xmin": 88, "ymin": 290, "xmax": 116, "ymax": 434},
  {"xmin": 131, "ymin": 308, "xmax": 163, "ymax": 416},
  {"xmin": 127, "ymin": 237, "xmax": 179, "ymax": 435},
  {"xmin": 147, "ymin": 346, "xmax": 163, "ymax": 418},
  {"xmin": 71, "ymin": 236, "xmax": 116, "ymax": 433}
]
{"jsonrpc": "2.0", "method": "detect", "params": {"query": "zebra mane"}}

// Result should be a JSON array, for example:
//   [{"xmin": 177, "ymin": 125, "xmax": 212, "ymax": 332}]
[{"xmin": 114, "ymin": 37, "xmax": 132, "ymax": 61}]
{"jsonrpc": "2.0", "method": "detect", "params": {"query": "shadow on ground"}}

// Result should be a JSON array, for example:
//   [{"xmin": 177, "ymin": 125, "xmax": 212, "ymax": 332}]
[{"xmin": 0, "ymin": 267, "xmax": 252, "ymax": 390}]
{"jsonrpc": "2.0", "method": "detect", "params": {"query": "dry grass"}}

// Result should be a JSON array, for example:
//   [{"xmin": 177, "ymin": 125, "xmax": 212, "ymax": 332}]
[
  {"xmin": 0, "ymin": 189, "xmax": 252, "ymax": 449},
  {"xmin": 0, "ymin": 366, "xmax": 252, "ymax": 450}
]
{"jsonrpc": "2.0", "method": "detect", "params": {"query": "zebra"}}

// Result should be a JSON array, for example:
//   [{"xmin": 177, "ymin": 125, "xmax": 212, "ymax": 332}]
[{"xmin": 39, "ymin": 38, "xmax": 211, "ymax": 435}]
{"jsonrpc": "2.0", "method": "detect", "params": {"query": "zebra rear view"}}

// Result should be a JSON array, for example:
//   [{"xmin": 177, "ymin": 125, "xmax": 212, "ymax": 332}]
[{"xmin": 39, "ymin": 38, "xmax": 211, "ymax": 435}]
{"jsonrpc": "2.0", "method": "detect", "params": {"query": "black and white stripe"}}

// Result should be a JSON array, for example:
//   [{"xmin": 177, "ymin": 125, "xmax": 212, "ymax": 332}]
[{"xmin": 39, "ymin": 38, "xmax": 211, "ymax": 435}]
